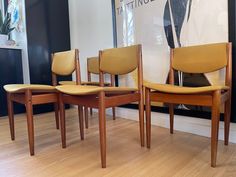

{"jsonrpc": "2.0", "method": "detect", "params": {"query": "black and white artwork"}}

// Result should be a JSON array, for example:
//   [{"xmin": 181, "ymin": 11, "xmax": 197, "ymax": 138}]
[{"xmin": 114, "ymin": 0, "xmax": 228, "ymax": 110}]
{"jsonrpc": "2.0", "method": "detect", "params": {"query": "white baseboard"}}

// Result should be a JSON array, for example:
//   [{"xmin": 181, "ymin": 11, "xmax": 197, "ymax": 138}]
[{"xmin": 105, "ymin": 107, "xmax": 236, "ymax": 144}]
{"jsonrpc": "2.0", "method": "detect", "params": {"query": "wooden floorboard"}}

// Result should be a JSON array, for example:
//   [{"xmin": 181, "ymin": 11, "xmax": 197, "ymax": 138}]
[{"xmin": 0, "ymin": 108, "xmax": 236, "ymax": 177}]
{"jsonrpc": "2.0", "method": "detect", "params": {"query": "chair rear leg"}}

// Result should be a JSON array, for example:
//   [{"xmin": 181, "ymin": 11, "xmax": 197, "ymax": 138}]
[
  {"xmin": 211, "ymin": 90, "xmax": 220, "ymax": 167},
  {"xmin": 7, "ymin": 93, "xmax": 15, "ymax": 140},
  {"xmin": 90, "ymin": 108, "xmax": 93, "ymax": 116},
  {"xmin": 145, "ymin": 88, "xmax": 151, "ymax": 148},
  {"xmin": 25, "ymin": 90, "xmax": 34, "ymax": 156},
  {"xmin": 59, "ymin": 93, "xmax": 66, "ymax": 148},
  {"xmin": 78, "ymin": 106, "xmax": 84, "ymax": 140},
  {"xmin": 138, "ymin": 92, "xmax": 145, "ymax": 147},
  {"xmin": 112, "ymin": 107, "xmax": 116, "ymax": 120},
  {"xmin": 224, "ymin": 98, "xmax": 231, "ymax": 145},
  {"xmin": 169, "ymin": 104, "xmax": 174, "ymax": 134},
  {"xmin": 84, "ymin": 107, "xmax": 89, "ymax": 129},
  {"xmin": 54, "ymin": 102, "xmax": 59, "ymax": 129}
]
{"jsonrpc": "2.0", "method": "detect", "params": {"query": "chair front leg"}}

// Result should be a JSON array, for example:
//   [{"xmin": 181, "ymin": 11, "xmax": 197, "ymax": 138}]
[
  {"xmin": 169, "ymin": 104, "xmax": 174, "ymax": 134},
  {"xmin": 211, "ymin": 90, "xmax": 221, "ymax": 167},
  {"xmin": 59, "ymin": 93, "xmax": 66, "ymax": 148},
  {"xmin": 7, "ymin": 92, "xmax": 15, "ymax": 140},
  {"xmin": 145, "ymin": 87, "xmax": 151, "ymax": 148},
  {"xmin": 224, "ymin": 96, "xmax": 231, "ymax": 145},
  {"xmin": 25, "ymin": 89, "xmax": 34, "ymax": 156},
  {"xmin": 98, "ymin": 91, "xmax": 106, "ymax": 168}
]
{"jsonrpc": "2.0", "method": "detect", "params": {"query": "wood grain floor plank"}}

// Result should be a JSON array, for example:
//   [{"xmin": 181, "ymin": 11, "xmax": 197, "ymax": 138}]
[{"xmin": 0, "ymin": 108, "xmax": 235, "ymax": 177}]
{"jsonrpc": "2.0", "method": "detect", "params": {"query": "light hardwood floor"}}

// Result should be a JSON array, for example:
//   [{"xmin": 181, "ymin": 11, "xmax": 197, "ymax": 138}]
[{"xmin": 0, "ymin": 108, "xmax": 236, "ymax": 177}]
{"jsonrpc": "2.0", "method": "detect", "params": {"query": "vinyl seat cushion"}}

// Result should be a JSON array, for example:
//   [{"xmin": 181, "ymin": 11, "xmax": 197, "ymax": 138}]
[
  {"xmin": 55, "ymin": 85, "xmax": 138, "ymax": 95},
  {"xmin": 4, "ymin": 84, "xmax": 56, "ymax": 93},
  {"xmin": 144, "ymin": 81, "xmax": 229, "ymax": 94}
]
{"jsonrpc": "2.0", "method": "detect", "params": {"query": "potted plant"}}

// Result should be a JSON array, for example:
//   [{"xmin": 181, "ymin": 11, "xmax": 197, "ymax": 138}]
[{"xmin": 0, "ymin": 10, "xmax": 15, "ymax": 45}]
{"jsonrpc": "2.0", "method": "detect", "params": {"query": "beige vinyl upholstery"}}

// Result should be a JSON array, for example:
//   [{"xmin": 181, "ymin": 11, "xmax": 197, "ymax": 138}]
[
  {"xmin": 59, "ymin": 81, "xmax": 110, "ymax": 86},
  {"xmin": 56, "ymin": 85, "xmax": 103, "ymax": 95},
  {"xmin": 103, "ymin": 87, "xmax": 138, "ymax": 92},
  {"xmin": 4, "ymin": 84, "xmax": 56, "ymax": 93},
  {"xmin": 144, "ymin": 81, "xmax": 229, "ymax": 94},
  {"xmin": 173, "ymin": 43, "xmax": 228, "ymax": 73},
  {"xmin": 100, "ymin": 45, "xmax": 140, "ymax": 75},
  {"xmin": 55, "ymin": 85, "xmax": 137, "ymax": 95},
  {"xmin": 51, "ymin": 50, "xmax": 76, "ymax": 75},
  {"xmin": 87, "ymin": 57, "xmax": 99, "ymax": 74},
  {"xmin": 58, "ymin": 81, "xmax": 76, "ymax": 85}
]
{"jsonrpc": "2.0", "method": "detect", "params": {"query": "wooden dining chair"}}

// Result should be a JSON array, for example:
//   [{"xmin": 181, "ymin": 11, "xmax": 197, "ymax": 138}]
[
  {"xmin": 59, "ymin": 56, "xmax": 116, "ymax": 129},
  {"xmin": 4, "ymin": 49, "xmax": 82, "ymax": 155},
  {"xmin": 144, "ymin": 42, "xmax": 232, "ymax": 167},
  {"xmin": 56, "ymin": 44, "xmax": 144, "ymax": 168}
]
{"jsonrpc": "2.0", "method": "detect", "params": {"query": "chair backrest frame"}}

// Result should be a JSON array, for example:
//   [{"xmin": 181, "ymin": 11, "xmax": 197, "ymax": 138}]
[
  {"xmin": 169, "ymin": 43, "xmax": 232, "ymax": 88},
  {"xmin": 99, "ymin": 45, "xmax": 140, "ymax": 75},
  {"xmin": 99, "ymin": 44, "xmax": 143, "ymax": 92},
  {"xmin": 171, "ymin": 43, "xmax": 229, "ymax": 74},
  {"xmin": 51, "ymin": 49, "xmax": 81, "ymax": 86}
]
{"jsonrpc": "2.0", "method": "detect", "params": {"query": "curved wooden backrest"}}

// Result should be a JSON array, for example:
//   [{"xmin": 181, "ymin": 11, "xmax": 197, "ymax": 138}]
[
  {"xmin": 51, "ymin": 49, "xmax": 76, "ymax": 76},
  {"xmin": 87, "ymin": 57, "xmax": 99, "ymax": 74},
  {"xmin": 100, "ymin": 45, "xmax": 140, "ymax": 75},
  {"xmin": 172, "ymin": 43, "xmax": 229, "ymax": 73}
]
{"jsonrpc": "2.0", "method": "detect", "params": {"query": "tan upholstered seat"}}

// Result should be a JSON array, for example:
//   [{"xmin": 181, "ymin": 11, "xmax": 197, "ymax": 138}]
[
  {"xmin": 56, "ymin": 85, "xmax": 137, "ymax": 95},
  {"xmin": 57, "ymin": 45, "xmax": 144, "ymax": 168},
  {"xmin": 144, "ymin": 43, "xmax": 232, "ymax": 168},
  {"xmin": 4, "ymin": 84, "xmax": 56, "ymax": 93},
  {"xmin": 144, "ymin": 82, "xmax": 229, "ymax": 94},
  {"xmin": 59, "ymin": 80, "xmax": 111, "ymax": 86},
  {"xmin": 56, "ymin": 85, "xmax": 102, "ymax": 95},
  {"xmin": 58, "ymin": 81, "xmax": 76, "ymax": 85},
  {"xmin": 103, "ymin": 86, "xmax": 138, "ymax": 92}
]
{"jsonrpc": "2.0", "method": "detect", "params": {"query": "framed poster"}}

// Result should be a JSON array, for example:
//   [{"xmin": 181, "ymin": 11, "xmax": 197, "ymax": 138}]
[
  {"xmin": 228, "ymin": 0, "xmax": 236, "ymax": 123},
  {"xmin": 112, "ymin": 0, "xmax": 231, "ymax": 120}
]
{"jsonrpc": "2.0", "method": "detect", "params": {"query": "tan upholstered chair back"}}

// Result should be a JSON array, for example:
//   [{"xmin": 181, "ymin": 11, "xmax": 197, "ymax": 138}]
[
  {"xmin": 172, "ymin": 43, "xmax": 229, "ymax": 73},
  {"xmin": 51, "ymin": 50, "xmax": 76, "ymax": 75},
  {"xmin": 100, "ymin": 45, "xmax": 140, "ymax": 75},
  {"xmin": 87, "ymin": 57, "xmax": 99, "ymax": 74}
]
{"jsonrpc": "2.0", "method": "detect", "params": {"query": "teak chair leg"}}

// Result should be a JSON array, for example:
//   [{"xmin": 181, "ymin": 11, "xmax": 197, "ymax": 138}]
[
  {"xmin": 7, "ymin": 93, "xmax": 15, "ymax": 140},
  {"xmin": 25, "ymin": 89, "xmax": 34, "ymax": 156},
  {"xmin": 90, "ymin": 108, "xmax": 93, "ymax": 116},
  {"xmin": 59, "ymin": 93, "xmax": 66, "ymax": 148},
  {"xmin": 78, "ymin": 106, "xmax": 84, "ymax": 140},
  {"xmin": 139, "ymin": 92, "xmax": 145, "ymax": 147},
  {"xmin": 145, "ymin": 88, "xmax": 151, "ymax": 148},
  {"xmin": 98, "ymin": 91, "xmax": 106, "ymax": 168},
  {"xmin": 84, "ymin": 107, "xmax": 89, "ymax": 129},
  {"xmin": 169, "ymin": 104, "xmax": 174, "ymax": 134},
  {"xmin": 54, "ymin": 102, "xmax": 60, "ymax": 130},
  {"xmin": 112, "ymin": 107, "xmax": 116, "ymax": 120},
  {"xmin": 224, "ymin": 97, "xmax": 231, "ymax": 145},
  {"xmin": 211, "ymin": 90, "xmax": 221, "ymax": 167}
]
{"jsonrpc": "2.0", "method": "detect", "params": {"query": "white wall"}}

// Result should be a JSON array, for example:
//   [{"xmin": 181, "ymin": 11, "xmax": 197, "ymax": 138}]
[{"xmin": 68, "ymin": 0, "xmax": 114, "ymax": 81}]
